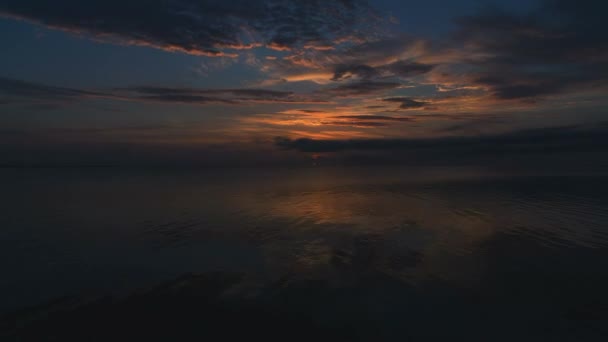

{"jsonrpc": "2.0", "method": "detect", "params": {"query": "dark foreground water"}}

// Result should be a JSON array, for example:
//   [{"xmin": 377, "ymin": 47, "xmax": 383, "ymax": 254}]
[{"xmin": 1, "ymin": 166, "xmax": 608, "ymax": 341}]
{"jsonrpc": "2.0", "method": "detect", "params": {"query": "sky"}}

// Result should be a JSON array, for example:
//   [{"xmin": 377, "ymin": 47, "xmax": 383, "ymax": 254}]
[{"xmin": 0, "ymin": 0, "xmax": 607, "ymax": 166}]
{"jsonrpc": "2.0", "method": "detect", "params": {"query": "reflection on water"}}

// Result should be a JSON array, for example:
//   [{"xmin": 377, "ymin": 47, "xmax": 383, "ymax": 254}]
[{"xmin": 1, "ymin": 166, "xmax": 608, "ymax": 340}]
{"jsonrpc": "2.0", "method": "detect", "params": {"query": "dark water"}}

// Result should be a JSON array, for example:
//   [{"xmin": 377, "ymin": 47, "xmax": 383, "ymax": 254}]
[{"xmin": 2, "ymin": 166, "xmax": 608, "ymax": 340}]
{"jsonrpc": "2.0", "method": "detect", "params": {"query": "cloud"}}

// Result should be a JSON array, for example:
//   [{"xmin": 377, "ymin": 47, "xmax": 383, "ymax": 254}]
[
  {"xmin": 0, "ymin": 77, "xmax": 122, "ymax": 109},
  {"xmin": 0, "ymin": 77, "xmax": 106, "ymax": 102},
  {"xmin": 275, "ymin": 123, "xmax": 608, "ymax": 153},
  {"xmin": 129, "ymin": 87, "xmax": 293, "ymax": 99},
  {"xmin": 257, "ymin": 0, "xmax": 608, "ymax": 108},
  {"xmin": 122, "ymin": 86, "xmax": 324, "ymax": 104},
  {"xmin": 338, "ymin": 35, "xmax": 426, "ymax": 65},
  {"xmin": 320, "ymin": 120, "xmax": 389, "ymax": 127},
  {"xmin": 330, "ymin": 115, "xmax": 413, "ymax": 122},
  {"xmin": 331, "ymin": 64, "xmax": 378, "ymax": 81},
  {"xmin": 259, "ymin": 0, "xmax": 607, "ymax": 105},
  {"xmin": 0, "ymin": 77, "xmax": 326, "ymax": 106},
  {"xmin": 331, "ymin": 61, "xmax": 434, "ymax": 81},
  {"xmin": 269, "ymin": 0, "xmax": 608, "ymax": 106},
  {"xmin": 317, "ymin": 114, "xmax": 414, "ymax": 128},
  {"xmin": 274, "ymin": 136, "xmax": 424, "ymax": 152},
  {"xmin": 382, "ymin": 60, "xmax": 435, "ymax": 78},
  {"xmin": 129, "ymin": 94, "xmax": 239, "ymax": 105},
  {"xmin": 382, "ymin": 97, "xmax": 429, "ymax": 109},
  {"xmin": 257, "ymin": 34, "xmax": 431, "ymax": 86},
  {"xmin": 292, "ymin": 109, "xmax": 325, "ymax": 114},
  {"xmin": 324, "ymin": 81, "xmax": 403, "ymax": 96},
  {"xmin": 3, "ymin": 0, "xmax": 607, "ymax": 122},
  {"xmin": 447, "ymin": 0, "xmax": 608, "ymax": 100},
  {"xmin": 0, "ymin": 0, "xmax": 380, "ymax": 57}
]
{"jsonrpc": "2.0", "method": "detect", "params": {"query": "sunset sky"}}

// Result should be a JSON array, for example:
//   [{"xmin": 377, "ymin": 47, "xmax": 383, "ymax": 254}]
[{"xmin": 1, "ymin": 0, "xmax": 607, "ymax": 166}]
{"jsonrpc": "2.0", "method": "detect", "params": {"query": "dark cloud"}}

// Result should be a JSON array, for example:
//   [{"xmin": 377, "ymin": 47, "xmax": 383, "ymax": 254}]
[
  {"xmin": 0, "ymin": 0, "xmax": 379, "ymax": 56},
  {"xmin": 382, "ymin": 60, "xmax": 435, "ymax": 78},
  {"xmin": 320, "ymin": 121, "xmax": 389, "ymax": 127},
  {"xmin": 382, "ymin": 97, "xmax": 428, "ymax": 109},
  {"xmin": 296, "ymin": 109, "xmax": 325, "ymax": 114},
  {"xmin": 331, "ymin": 64, "xmax": 378, "ymax": 81},
  {"xmin": 320, "ymin": 115, "xmax": 414, "ymax": 128},
  {"xmin": 452, "ymin": 0, "xmax": 608, "ymax": 100},
  {"xmin": 331, "ymin": 115, "xmax": 413, "ymax": 122},
  {"xmin": 275, "ymin": 123, "xmax": 608, "ymax": 153},
  {"xmin": 275, "ymin": 136, "xmax": 426, "ymax": 152},
  {"xmin": 331, "ymin": 61, "xmax": 434, "ymax": 81},
  {"xmin": 325, "ymin": 81, "xmax": 402, "ymax": 96}
]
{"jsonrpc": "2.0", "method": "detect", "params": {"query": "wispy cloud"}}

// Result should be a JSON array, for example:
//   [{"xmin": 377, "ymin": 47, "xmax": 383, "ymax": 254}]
[
  {"xmin": 0, "ymin": 77, "xmax": 328, "ymax": 107},
  {"xmin": 0, "ymin": 77, "xmax": 110, "ymax": 103},
  {"xmin": 120, "ymin": 86, "xmax": 328, "ymax": 105}
]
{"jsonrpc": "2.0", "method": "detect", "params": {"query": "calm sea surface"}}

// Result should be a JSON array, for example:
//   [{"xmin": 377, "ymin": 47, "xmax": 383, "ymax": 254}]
[{"xmin": 2, "ymin": 166, "xmax": 608, "ymax": 340}]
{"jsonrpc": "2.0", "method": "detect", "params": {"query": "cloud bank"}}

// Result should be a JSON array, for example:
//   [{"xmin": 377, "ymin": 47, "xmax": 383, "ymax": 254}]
[{"xmin": 0, "ymin": 0, "xmax": 380, "ymax": 56}]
